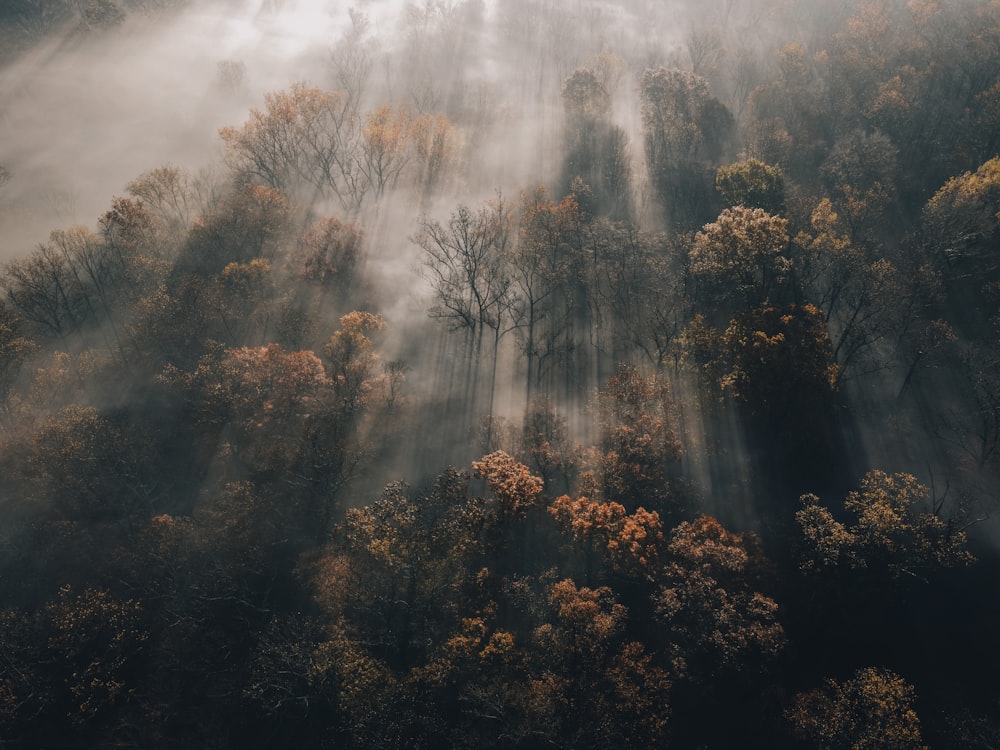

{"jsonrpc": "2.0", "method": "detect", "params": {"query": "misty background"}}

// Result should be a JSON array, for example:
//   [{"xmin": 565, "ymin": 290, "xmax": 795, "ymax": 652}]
[{"xmin": 1, "ymin": 1, "xmax": 1000, "ymax": 746}]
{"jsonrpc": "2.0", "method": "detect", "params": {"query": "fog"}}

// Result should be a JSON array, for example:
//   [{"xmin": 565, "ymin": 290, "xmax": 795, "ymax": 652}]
[
  {"xmin": 3, "ymin": 2, "xmax": 1000, "ymax": 746},
  {"xmin": 0, "ymin": 0, "xmax": 743, "ymax": 255},
  {"xmin": 1, "ymin": 0, "xmax": 996, "ymax": 523}
]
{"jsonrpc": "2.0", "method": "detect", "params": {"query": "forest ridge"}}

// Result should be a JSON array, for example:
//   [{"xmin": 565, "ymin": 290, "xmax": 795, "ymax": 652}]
[{"xmin": 0, "ymin": 0, "xmax": 999, "ymax": 747}]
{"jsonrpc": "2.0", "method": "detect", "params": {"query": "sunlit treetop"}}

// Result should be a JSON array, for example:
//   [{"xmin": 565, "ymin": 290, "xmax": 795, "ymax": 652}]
[
  {"xmin": 922, "ymin": 156, "xmax": 1000, "ymax": 270},
  {"xmin": 788, "ymin": 666, "xmax": 928, "ymax": 750},
  {"xmin": 690, "ymin": 206, "xmax": 791, "ymax": 309},
  {"xmin": 715, "ymin": 159, "xmax": 786, "ymax": 215},
  {"xmin": 473, "ymin": 450, "xmax": 544, "ymax": 519},
  {"xmin": 797, "ymin": 469, "xmax": 974, "ymax": 579}
]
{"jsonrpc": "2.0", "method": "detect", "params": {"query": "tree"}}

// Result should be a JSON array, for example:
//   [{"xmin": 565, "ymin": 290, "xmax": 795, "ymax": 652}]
[
  {"xmin": 523, "ymin": 578, "xmax": 672, "ymax": 749},
  {"xmin": 510, "ymin": 187, "xmax": 585, "ymax": 401},
  {"xmin": 548, "ymin": 494, "xmax": 664, "ymax": 584},
  {"xmin": 796, "ymin": 470, "xmax": 974, "ymax": 579},
  {"xmin": 641, "ymin": 67, "xmax": 730, "ymax": 228},
  {"xmin": 0, "ymin": 301, "xmax": 35, "ymax": 415},
  {"xmin": 409, "ymin": 111, "xmax": 458, "ymax": 198},
  {"xmin": 2, "ymin": 237, "xmax": 90, "ymax": 338},
  {"xmin": 689, "ymin": 206, "xmax": 792, "ymax": 311},
  {"xmin": 743, "ymin": 41, "xmax": 830, "ymax": 180},
  {"xmin": 715, "ymin": 158, "xmax": 786, "ymax": 215},
  {"xmin": 162, "ymin": 343, "xmax": 331, "ymax": 476},
  {"xmin": 788, "ymin": 667, "xmax": 928, "ymax": 750},
  {"xmin": 313, "ymin": 472, "xmax": 483, "ymax": 674},
  {"xmin": 0, "ymin": 586, "xmax": 146, "ymax": 742},
  {"xmin": 43, "ymin": 585, "xmax": 146, "ymax": 723},
  {"xmin": 518, "ymin": 396, "xmax": 576, "ymax": 494},
  {"xmin": 562, "ymin": 69, "xmax": 611, "ymax": 121},
  {"xmin": 588, "ymin": 223, "xmax": 689, "ymax": 372},
  {"xmin": 417, "ymin": 197, "xmax": 516, "ymax": 418},
  {"xmin": 205, "ymin": 258, "xmax": 275, "ymax": 346},
  {"xmin": 794, "ymin": 199, "xmax": 933, "ymax": 385},
  {"xmin": 360, "ymin": 104, "xmax": 413, "ymax": 199},
  {"xmin": 720, "ymin": 304, "xmax": 840, "ymax": 420},
  {"xmin": 294, "ymin": 216, "xmax": 362, "ymax": 292},
  {"xmin": 819, "ymin": 129, "xmax": 898, "ymax": 241},
  {"xmin": 178, "ymin": 182, "xmax": 290, "ymax": 278},
  {"xmin": 472, "ymin": 450, "xmax": 543, "ymax": 522},
  {"xmin": 560, "ymin": 69, "xmax": 631, "ymax": 219},
  {"xmin": 219, "ymin": 83, "xmax": 365, "ymax": 210},
  {"xmin": 654, "ymin": 516, "xmax": 784, "ymax": 681},
  {"xmin": 322, "ymin": 310, "xmax": 384, "ymax": 415},
  {"xmin": 922, "ymin": 156, "xmax": 1000, "ymax": 277},
  {"xmin": 126, "ymin": 165, "xmax": 199, "ymax": 235},
  {"xmin": 27, "ymin": 405, "xmax": 156, "ymax": 522},
  {"xmin": 592, "ymin": 363, "xmax": 684, "ymax": 516}
]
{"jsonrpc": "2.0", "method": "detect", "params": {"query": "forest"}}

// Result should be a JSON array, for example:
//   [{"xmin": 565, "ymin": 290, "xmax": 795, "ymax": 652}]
[{"xmin": 1, "ymin": 0, "xmax": 1000, "ymax": 747}]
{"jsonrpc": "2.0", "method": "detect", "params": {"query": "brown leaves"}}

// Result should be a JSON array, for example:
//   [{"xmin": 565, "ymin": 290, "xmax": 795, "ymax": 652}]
[
  {"xmin": 548, "ymin": 495, "xmax": 664, "ymax": 579},
  {"xmin": 43, "ymin": 585, "xmax": 146, "ymax": 725},
  {"xmin": 594, "ymin": 363, "xmax": 683, "ymax": 513}
]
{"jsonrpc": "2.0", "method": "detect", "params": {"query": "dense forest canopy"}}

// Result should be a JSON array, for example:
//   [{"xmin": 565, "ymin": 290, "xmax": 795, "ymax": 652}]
[{"xmin": 1, "ymin": 0, "xmax": 1000, "ymax": 747}]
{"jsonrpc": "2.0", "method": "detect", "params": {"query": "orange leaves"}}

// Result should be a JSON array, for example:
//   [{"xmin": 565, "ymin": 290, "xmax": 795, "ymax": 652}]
[
  {"xmin": 666, "ymin": 515, "xmax": 750, "ymax": 575},
  {"xmin": 550, "ymin": 493, "xmax": 622, "ymax": 535},
  {"xmin": 361, "ymin": 104, "xmax": 412, "ymax": 196},
  {"xmin": 538, "ymin": 579, "xmax": 626, "ymax": 656},
  {"xmin": 472, "ymin": 450, "xmax": 543, "ymax": 518},
  {"xmin": 43, "ymin": 585, "xmax": 146, "ymax": 724},
  {"xmin": 609, "ymin": 507, "xmax": 664, "ymax": 577},
  {"xmin": 795, "ymin": 497, "xmax": 855, "ymax": 571},
  {"xmin": 213, "ymin": 344, "xmax": 327, "ymax": 417},
  {"xmin": 410, "ymin": 111, "xmax": 457, "ymax": 190},
  {"xmin": 655, "ymin": 517, "xmax": 785, "ymax": 678},
  {"xmin": 221, "ymin": 81, "xmax": 460, "ymax": 208},
  {"xmin": 549, "ymin": 494, "xmax": 664, "ymax": 579},
  {"xmin": 923, "ymin": 157, "xmax": 1000, "ymax": 268},
  {"xmin": 594, "ymin": 363, "xmax": 683, "ymax": 512},
  {"xmin": 519, "ymin": 187, "xmax": 585, "ymax": 250},
  {"xmin": 220, "ymin": 81, "xmax": 362, "ymax": 206}
]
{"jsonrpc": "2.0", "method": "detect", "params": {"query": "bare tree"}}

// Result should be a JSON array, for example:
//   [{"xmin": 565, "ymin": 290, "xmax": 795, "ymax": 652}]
[{"xmin": 416, "ymin": 196, "xmax": 518, "ymax": 420}]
